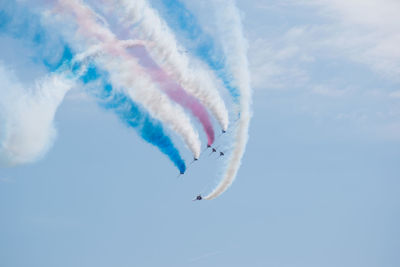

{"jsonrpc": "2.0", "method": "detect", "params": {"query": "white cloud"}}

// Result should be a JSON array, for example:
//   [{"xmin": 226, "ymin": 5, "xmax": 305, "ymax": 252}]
[
  {"xmin": 245, "ymin": 0, "xmax": 400, "ymax": 90},
  {"xmin": 309, "ymin": 0, "xmax": 400, "ymax": 79},
  {"xmin": 239, "ymin": 0, "xmax": 400, "ymax": 140}
]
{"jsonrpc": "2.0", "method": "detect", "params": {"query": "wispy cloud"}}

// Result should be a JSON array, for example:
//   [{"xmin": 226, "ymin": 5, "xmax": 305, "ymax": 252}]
[
  {"xmin": 241, "ymin": 0, "xmax": 400, "ymax": 139},
  {"xmin": 308, "ymin": 0, "xmax": 400, "ymax": 79},
  {"xmin": 247, "ymin": 0, "xmax": 400, "ymax": 89}
]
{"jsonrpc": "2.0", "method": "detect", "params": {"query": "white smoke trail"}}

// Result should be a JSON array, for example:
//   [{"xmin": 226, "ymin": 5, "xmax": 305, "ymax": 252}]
[
  {"xmin": 0, "ymin": 63, "xmax": 73, "ymax": 166},
  {"xmin": 204, "ymin": 0, "xmax": 252, "ymax": 200},
  {"xmin": 100, "ymin": 0, "xmax": 229, "ymax": 132},
  {"xmin": 72, "ymin": 40, "xmax": 151, "ymax": 66},
  {"xmin": 55, "ymin": 0, "xmax": 201, "ymax": 158}
]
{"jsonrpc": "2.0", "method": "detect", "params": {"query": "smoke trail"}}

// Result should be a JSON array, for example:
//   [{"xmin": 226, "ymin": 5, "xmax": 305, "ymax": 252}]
[
  {"xmin": 55, "ymin": 45, "xmax": 188, "ymax": 173},
  {"xmin": 129, "ymin": 45, "xmax": 215, "ymax": 146},
  {"xmin": 99, "ymin": 0, "xmax": 229, "ymax": 131},
  {"xmin": 79, "ymin": 64, "xmax": 186, "ymax": 173},
  {"xmin": 50, "ymin": 44, "xmax": 188, "ymax": 173},
  {"xmin": 55, "ymin": 0, "xmax": 201, "ymax": 158},
  {"xmin": 203, "ymin": 0, "xmax": 252, "ymax": 199},
  {"xmin": 0, "ymin": 63, "xmax": 73, "ymax": 166},
  {"xmin": 154, "ymin": 0, "xmax": 240, "ymax": 102},
  {"xmin": 1, "ymin": 1, "xmax": 186, "ymax": 171},
  {"xmin": 77, "ymin": 42, "xmax": 215, "ymax": 146}
]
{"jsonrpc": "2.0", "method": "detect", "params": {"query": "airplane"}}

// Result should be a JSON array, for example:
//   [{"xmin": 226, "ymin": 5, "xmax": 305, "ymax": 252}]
[
  {"xmin": 209, "ymin": 147, "xmax": 217, "ymax": 156},
  {"xmin": 222, "ymin": 130, "xmax": 226, "ymax": 134},
  {"xmin": 193, "ymin": 194, "xmax": 202, "ymax": 201},
  {"xmin": 190, "ymin": 157, "xmax": 199, "ymax": 165},
  {"xmin": 219, "ymin": 152, "xmax": 224, "ymax": 157}
]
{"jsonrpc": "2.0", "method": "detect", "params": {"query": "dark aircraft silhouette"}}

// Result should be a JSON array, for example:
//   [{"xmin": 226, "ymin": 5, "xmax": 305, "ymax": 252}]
[
  {"xmin": 219, "ymin": 152, "xmax": 225, "ymax": 157},
  {"xmin": 193, "ymin": 195, "xmax": 202, "ymax": 201},
  {"xmin": 209, "ymin": 147, "xmax": 217, "ymax": 156},
  {"xmin": 190, "ymin": 157, "xmax": 199, "ymax": 165},
  {"xmin": 222, "ymin": 130, "xmax": 226, "ymax": 133}
]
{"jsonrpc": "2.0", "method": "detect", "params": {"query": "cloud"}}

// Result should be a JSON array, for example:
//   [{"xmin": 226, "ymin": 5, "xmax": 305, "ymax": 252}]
[
  {"xmin": 246, "ymin": 0, "xmax": 400, "ymax": 90},
  {"xmin": 309, "ymin": 0, "xmax": 400, "ymax": 79},
  {"xmin": 240, "ymin": 0, "xmax": 400, "ymax": 140},
  {"xmin": 249, "ymin": 36, "xmax": 310, "ymax": 90}
]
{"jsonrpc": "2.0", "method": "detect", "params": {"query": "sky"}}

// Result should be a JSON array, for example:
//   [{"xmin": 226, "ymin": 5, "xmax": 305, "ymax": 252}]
[{"xmin": 1, "ymin": 0, "xmax": 400, "ymax": 267}]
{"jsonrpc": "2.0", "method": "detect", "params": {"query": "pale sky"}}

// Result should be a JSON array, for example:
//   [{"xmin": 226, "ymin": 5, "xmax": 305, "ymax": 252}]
[{"xmin": 1, "ymin": 0, "xmax": 399, "ymax": 266}]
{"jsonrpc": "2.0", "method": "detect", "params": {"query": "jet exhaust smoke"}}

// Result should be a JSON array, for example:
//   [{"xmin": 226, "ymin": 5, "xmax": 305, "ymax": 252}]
[
  {"xmin": 204, "ymin": 0, "xmax": 252, "ymax": 200},
  {"xmin": 0, "ymin": 0, "xmax": 252, "ymax": 199}
]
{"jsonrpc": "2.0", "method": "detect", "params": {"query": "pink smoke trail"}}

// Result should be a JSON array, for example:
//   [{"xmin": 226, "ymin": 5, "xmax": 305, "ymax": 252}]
[
  {"xmin": 55, "ymin": 0, "xmax": 202, "ymax": 158},
  {"xmin": 129, "ymin": 45, "xmax": 215, "ymax": 146}
]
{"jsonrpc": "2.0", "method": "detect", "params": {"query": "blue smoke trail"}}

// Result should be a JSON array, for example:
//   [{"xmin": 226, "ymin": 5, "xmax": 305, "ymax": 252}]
[
  {"xmin": 154, "ymin": 0, "xmax": 240, "ymax": 101},
  {"xmin": 79, "ymin": 64, "xmax": 186, "ymax": 173},
  {"xmin": 0, "ymin": 1, "xmax": 186, "ymax": 173}
]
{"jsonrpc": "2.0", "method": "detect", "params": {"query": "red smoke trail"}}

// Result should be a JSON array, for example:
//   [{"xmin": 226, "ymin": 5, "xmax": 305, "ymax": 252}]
[{"xmin": 130, "ymin": 45, "xmax": 215, "ymax": 146}]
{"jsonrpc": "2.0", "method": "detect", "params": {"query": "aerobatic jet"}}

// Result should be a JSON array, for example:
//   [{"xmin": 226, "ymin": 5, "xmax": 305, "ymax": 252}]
[
  {"xmin": 219, "ymin": 152, "xmax": 225, "ymax": 157},
  {"xmin": 193, "ymin": 195, "xmax": 202, "ymax": 201},
  {"xmin": 209, "ymin": 147, "xmax": 217, "ymax": 156}
]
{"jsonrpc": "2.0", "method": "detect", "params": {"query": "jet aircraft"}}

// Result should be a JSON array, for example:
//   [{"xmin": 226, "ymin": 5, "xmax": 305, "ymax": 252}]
[{"xmin": 193, "ymin": 195, "xmax": 202, "ymax": 201}]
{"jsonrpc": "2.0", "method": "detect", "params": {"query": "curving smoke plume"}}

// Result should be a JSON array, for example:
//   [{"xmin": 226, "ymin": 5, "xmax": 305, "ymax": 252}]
[
  {"xmin": 55, "ymin": 0, "xmax": 202, "ymax": 159},
  {"xmin": 0, "ymin": 0, "xmax": 252, "ymax": 199},
  {"xmin": 0, "ymin": 64, "xmax": 73, "ymax": 166},
  {"xmin": 156, "ymin": 0, "xmax": 241, "ymax": 102},
  {"xmin": 203, "ymin": 0, "xmax": 252, "ymax": 199},
  {"xmin": 99, "ymin": 0, "xmax": 230, "ymax": 132}
]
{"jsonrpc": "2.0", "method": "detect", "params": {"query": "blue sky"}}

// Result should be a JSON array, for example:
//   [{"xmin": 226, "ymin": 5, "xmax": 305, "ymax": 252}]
[{"xmin": 1, "ymin": 0, "xmax": 400, "ymax": 266}]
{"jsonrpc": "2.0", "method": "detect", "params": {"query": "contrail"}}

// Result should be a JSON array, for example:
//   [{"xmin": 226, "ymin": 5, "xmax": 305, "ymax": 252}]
[
  {"xmin": 99, "ymin": 0, "xmax": 229, "ymax": 132},
  {"xmin": 204, "ymin": 0, "xmax": 252, "ymax": 200},
  {"xmin": 56, "ymin": 0, "xmax": 201, "ymax": 159}
]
